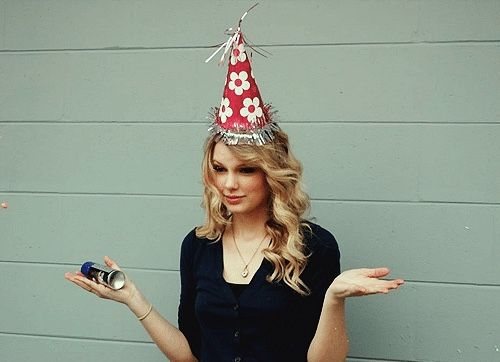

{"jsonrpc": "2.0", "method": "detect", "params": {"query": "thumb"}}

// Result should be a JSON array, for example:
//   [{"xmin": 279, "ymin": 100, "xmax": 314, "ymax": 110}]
[
  {"xmin": 367, "ymin": 267, "xmax": 390, "ymax": 278},
  {"xmin": 104, "ymin": 255, "xmax": 121, "ymax": 271}
]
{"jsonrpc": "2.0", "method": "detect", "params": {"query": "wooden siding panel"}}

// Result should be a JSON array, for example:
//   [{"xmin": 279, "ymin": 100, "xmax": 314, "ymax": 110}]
[
  {"xmin": 0, "ymin": 194, "xmax": 204, "ymax": 270},
  {"xmin": 2, "ymin": 263, "xmax": 498, "ymax": 362},
  {"xmin": 1, "ymin": 0, "xmax": 499, "ymax": 50},
  {"xmin": 1, "ymin": 263, "xmax": 180, "ymax": 341},
  {"xmin": 312, "ymin": 201, "xmax": 500, "ymax": 285},
  {"xmin": 1, "ymin": 1, "xmax": 498, "ymax": 361},
  {"xmin": 346, "ymin": 283, "xmax": 500, "ymax": 361},
  {"xmin": 1, "ymin": 123, "xmax": 499, "ymax": 201},
  {"xmin": 1, "ymin": 194, "xmax": 497, "ymax": 285},
  {"xmin": 1, "ymin": 44, "xmax": 499, "ymax": 123},
  {"xmin": 0, "ymin": 334, "xmax": 163, "ymax": 362}
]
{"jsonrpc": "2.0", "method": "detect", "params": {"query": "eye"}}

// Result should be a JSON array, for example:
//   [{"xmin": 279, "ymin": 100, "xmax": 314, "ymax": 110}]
[
  {"xmin": 240, "ymin": 167, "xmax": 258, "ymax": 174},
  {"xmin": 212, "ymin": 165, "xmax": 225, "ymax": 173}
]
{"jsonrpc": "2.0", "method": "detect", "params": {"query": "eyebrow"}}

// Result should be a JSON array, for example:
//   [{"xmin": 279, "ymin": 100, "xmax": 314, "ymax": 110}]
[
  {"xmin": 211, "ymin": 159, "xmax": 225, "ymax": 166},
  {"xmin": 212, "ymin": 159, "xmax": 253, "ymax": 168}
]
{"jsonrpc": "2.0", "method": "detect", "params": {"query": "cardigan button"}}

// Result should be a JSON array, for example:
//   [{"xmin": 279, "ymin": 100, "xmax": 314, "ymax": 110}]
[
  {"xmin": 234, "ymin": 357, "xmax": 242, "ymax": 362},
  {"xmin": 234, "ymin": 330, "xmax": 240, "ymax": 338},
  {"xmin": 233, "ymin": 304, "xmax": 239, "ymax": 311}
]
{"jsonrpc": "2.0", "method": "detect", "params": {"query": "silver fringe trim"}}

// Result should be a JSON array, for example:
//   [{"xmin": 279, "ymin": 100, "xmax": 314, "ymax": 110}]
[
  {"xmin": 208, "ymin": 103, "xmax": 280, "ymax": 145},
  {"xmin": 208, "ymin": 120, "xmax": 280, "ymax": 145}
]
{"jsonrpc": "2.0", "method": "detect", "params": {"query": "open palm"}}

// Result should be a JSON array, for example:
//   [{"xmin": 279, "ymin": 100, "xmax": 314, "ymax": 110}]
[{"xmin": 328, "ymin": 267, "xmax": 404, "ymax": 299}]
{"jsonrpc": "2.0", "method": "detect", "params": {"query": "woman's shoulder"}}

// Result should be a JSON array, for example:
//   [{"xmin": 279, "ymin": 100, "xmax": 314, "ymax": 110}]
[
  {"xmin": 300, "ymin": 221, "xmax": 341, "ymax": 288},
  {"xmin": 180, "ymin": 227, "xmax": 215, "ymax": 266},
  {"xmin": 181, "ymin": 227, "xmax": 220, "ymax": 254},
  {"xmin": 301, "ymin": 220, "xmax": 340, "ymax": 254},
  {"xmin": 181, "ymin": 227, "xmax": 212, "ymax": 248}
]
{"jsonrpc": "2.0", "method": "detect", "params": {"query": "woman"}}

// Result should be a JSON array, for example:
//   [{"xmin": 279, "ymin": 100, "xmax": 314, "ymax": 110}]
[
  {"xmin": 65, "ymin": 15, "xmax": 403, "ymax": 361},
  {"xmin": 65, "ymin": 129, "xmax": 403, "ymax": 361}
]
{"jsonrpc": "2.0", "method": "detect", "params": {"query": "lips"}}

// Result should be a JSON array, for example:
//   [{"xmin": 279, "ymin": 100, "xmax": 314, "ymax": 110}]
[{"xmin": 225, "ymin": 195, "xmax": 244, "ymax": 203}]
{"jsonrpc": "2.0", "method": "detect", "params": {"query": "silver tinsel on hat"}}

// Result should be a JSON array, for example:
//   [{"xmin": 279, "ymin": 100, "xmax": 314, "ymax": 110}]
[{"xmin": 208, "ymin": 103, "xmax": 280, "ymax": 145}]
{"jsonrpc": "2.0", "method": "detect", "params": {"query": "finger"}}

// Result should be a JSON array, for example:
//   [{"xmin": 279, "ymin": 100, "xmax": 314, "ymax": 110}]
[
  {"xmin": 390, "ymin": 279, "xmax": 404, "ymax": 287},
  {"xmin": 74, "ymin": 274, "xmax": 99, "ymax": 289},
  {"xmin": 362, "ymin": 286, "xmax": 390, "ymax": 295},
  {"xmin": 79, "ymin": 276, "xmax": 113, "ymax": 297},
  {"xmin": 64, "ymin": 272, "xmax": 75, "ymax": 279},
  {"xmin": 66, "ymin": 274, "xmax": 95, "ymax": 293},
  {"xmin": 367, "ymin": 267, "xmax": 391, "ymax": 278},
  {"xmin": 374, "ymin": 280, "xmax": 401, "ymax": 290},
  {"xmin": 372, "ymin": 281, "xmax": 403, "ymax": 294},
  {"xmin": 350, "ymin": 284, "xmax": 367, "ymax": 296},
  {"xmin": 66, "ymin": 271, "xmax": 116, "ymax": 299},
  {"xmin": 74, "ymin": 273, "xmax": 109, "ymax": 293},
  {"xmin": 357, "ymin": 287, "xmax": 368, "ymax": 295},
  {"xmin": 382, "ymin": 279, "xmax": 404, "ymax": 289},
  {"xmin": 65, "ymin": 271, "xmax": 84, "ymax": 282}
]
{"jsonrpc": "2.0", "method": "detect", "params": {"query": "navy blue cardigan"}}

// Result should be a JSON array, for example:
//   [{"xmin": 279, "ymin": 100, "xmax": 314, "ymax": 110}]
[{"xmin": 178, "ymin": 222, "xmax": 341, "ymax": 362}]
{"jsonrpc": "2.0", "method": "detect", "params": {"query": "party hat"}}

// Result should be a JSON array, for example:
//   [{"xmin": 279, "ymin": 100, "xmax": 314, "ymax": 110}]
[{"xmin": 206, "ymin": 6, "xmax": 278, "ymax": 145}]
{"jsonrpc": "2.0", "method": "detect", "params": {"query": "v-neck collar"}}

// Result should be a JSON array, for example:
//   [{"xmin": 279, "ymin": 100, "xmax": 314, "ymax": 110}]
[{"xmin": 216, "ymin": 238, "xmax": 271, "ymax": 301}]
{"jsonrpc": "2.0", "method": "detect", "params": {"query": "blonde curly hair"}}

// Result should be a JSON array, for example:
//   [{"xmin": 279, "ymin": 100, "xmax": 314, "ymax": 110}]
[{"xmin": 196, "ymin": 128, "xmax": 312, "ymax": 295}]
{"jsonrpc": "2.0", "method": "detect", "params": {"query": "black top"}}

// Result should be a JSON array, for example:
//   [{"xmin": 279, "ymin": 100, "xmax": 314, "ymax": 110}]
[
  {"xmin": 178, "ymin": 222, "xmax": 341, "ymax": 362},
  {"xmin": 227, "ymin": 282, "xmax": 248, "ymax": 300}
]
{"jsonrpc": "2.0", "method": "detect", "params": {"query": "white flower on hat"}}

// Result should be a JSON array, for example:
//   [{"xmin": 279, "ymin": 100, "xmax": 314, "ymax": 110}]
[
  {"xmin": 240, "ymin": 97, "xmax": 263, "ymax": 124},
  {"xmin": 219, "ymin": 97, "xmax": 233, "ymax": 123},
  {"xmin": 231, "ymin": 43, "xmax": 247, "ymax": 65},
  {"xmin": 228, "ymin": 71, "xmax": 250, "ymax": 96}
]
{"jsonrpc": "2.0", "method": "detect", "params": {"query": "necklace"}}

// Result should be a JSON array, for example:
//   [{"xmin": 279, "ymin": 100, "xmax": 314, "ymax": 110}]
[{"xmin": 231, "ymin": 229, "xmax": 268, "ymax": 278}]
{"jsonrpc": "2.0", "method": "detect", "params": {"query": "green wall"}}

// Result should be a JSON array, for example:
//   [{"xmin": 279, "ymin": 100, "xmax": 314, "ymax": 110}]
[{"xmin": 1, "ymin": 1, "xmax": 499, "ymax": 361}]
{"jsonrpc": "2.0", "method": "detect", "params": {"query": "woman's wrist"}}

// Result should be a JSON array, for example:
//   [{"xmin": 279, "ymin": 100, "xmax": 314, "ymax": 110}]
[
  {"xmin": 325, "ymin": 287, "xmax": 346, "ymax": 306},
  {"xmin": 126, "ymin": 286, "xmax": 151, "ymax": 318}
]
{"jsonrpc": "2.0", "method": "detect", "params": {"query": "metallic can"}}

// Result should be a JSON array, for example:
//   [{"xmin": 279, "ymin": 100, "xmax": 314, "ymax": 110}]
[{"xmin": 81, "ymin": 262, "xmax": 125, "ymax": 290}]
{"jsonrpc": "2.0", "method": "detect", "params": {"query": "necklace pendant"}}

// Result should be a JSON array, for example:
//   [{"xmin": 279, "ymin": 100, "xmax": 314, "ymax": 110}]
[{"xmin": 241, "ymin": 267, "xmax": 249, "ymax": 278}]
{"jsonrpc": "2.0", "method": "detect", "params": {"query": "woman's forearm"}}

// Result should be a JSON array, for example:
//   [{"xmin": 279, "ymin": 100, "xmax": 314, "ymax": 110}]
[
  {"xmin": 64, "ymin": 260, "xmax": 197, "ymax": 361},
  {"xmin": 307, "ymin": 296, "xmax": 349, "ymax": 362},
  {"xmin": 128, "ymin": 291, "xmax": 197, "ymax": 362}
]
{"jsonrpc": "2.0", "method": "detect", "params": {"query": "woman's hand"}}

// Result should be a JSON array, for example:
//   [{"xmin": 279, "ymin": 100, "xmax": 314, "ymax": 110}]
[
  {"xmin": 326, "ymin": 267, "xmax": 404, "ymax": 301},
  {"xmin": 64, "ymin": 256, "xmax": 139, "ymax": 306}
]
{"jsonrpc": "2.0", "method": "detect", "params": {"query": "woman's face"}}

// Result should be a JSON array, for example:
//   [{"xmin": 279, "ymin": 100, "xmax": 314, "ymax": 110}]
[{"xmin": 211, "ymin": 142, "xmax": 269, "ymax": 218}]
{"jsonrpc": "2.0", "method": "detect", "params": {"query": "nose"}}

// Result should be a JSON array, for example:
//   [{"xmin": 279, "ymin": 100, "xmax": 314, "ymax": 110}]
[{"xmin": 224, "ymin": 171, "xmax": 238, "ymax": 190}]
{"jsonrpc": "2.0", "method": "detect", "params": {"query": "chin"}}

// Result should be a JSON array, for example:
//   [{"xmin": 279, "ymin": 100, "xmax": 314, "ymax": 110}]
[{"xmin": 225, "ymin": 205, "xmax": 247, "ymax": 215}]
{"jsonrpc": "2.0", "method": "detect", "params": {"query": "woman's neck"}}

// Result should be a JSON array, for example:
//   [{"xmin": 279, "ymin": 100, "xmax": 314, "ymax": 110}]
[{"xmin": 230, "ymin": 211, "xmax": 268, "ymax": 242}]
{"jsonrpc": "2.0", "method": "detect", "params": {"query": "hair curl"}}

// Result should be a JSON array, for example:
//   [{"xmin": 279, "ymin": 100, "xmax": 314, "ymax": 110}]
[{"xmin": 196, "ymin": 128, "xmax": 312, "ymax": 295}]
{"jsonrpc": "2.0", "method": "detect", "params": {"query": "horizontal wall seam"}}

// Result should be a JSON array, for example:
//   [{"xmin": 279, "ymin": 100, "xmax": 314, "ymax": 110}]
[
  {"xmin": 1, "ymin": 261, "xmax": 498, "ymax": 288},
  {"xmin": 0, "ymin": 191, "xmax": 202, "ymax": 198},
  {"xmin": 0, "ymin": 331, "xmax": 154, "ymax": 345},
  {"xmin": 1, "ymin": 191, "xmax": 499, "ymax": 206},
  {"xmin": 0, "ymin": 260, "xmax": 179, "ymax": 273},
  {"xmin": 347, "ymin": 356, "xmax": 415, "ymax": 362},
  {"xmin": 402, "ymin": 279, "xmax": 500, "ymax": 288},
  {"xmin": 312, "ymin": 199, "xmax": 500, "ymax": 206},
  {"xmin": 0, "ymin": 39, "xmax": 499, "ymax": 54}
]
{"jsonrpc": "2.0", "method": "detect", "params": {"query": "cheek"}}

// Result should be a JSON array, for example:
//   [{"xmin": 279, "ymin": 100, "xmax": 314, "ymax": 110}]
[
  {"xmin": 212, "ymin": 175, "xmax": 224, "ymax": 190},
  {"xmin": 248, "ymin": 176, "xmax": 269, "ymax": 198},
  {"xmin": 207, "ymin": 173, "xmax": 221, "ymax": 191}
]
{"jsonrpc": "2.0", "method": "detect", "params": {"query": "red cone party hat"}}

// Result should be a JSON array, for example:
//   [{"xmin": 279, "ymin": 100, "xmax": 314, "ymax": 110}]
[{"xmin": 207, "ymin": 7, "xmax": 278, "ymax": 145}]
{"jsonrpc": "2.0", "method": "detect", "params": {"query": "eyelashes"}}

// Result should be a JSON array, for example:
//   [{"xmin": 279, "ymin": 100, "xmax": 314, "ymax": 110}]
[
  {"xmin": 212, "ymin": 165, "xmax": 225, "ymax": 173},
  {"xmin": 212, "ymin": 165, "xmax": 258, "ymax": 174},
  {"xmin": 240, "ymin": 167, "xmax": 258, "ymax": 174}
]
